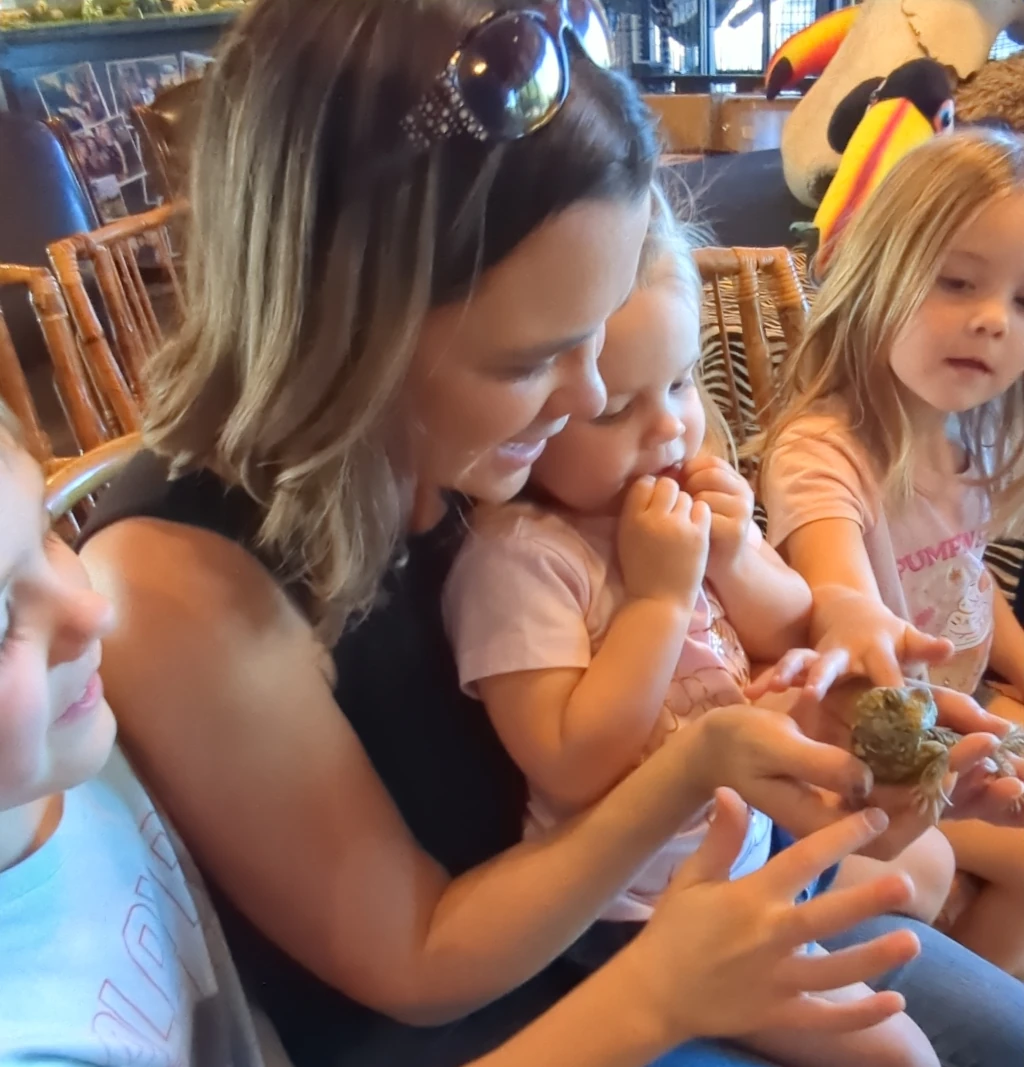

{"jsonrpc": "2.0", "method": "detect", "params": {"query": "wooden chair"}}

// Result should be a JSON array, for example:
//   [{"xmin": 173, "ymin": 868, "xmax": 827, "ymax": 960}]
[
  {"xmin": 47, "ymin": 202, "xmax": 186, "ymax": 430},
  {"xmin": 131, "ymin": 79, "xmax": 202, "ymax": 206},
  {"xmin": 0, "ymin": 263, "xmax": 117, "ymax": 467},
  {"xmin": 693, "ymin": 245, "xmax": 810, "ymax": 447},
  {"xmin": 45, "ymin": 432, "xmax": 141, "ymax": 533}
]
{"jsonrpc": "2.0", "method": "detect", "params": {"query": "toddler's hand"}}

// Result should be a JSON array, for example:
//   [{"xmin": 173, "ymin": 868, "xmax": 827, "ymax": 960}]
[
  {"xmin": 678, "ymin": 455, "xmax": 754, "ymax": 575},
  {"xmin": 618, "ymin": 475, "xmax": 710, "ymax": 609}
]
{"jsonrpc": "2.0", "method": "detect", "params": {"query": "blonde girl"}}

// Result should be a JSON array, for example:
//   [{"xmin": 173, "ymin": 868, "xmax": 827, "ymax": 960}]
[{"xmin": 760, "ymin": 127, "xmax": 1024, "ymax": 975}]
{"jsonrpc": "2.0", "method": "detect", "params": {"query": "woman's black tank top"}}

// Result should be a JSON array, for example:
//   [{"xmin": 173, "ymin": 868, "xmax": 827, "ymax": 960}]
[{"xmin": 81, "ymin": 452, "xmax": 581, "ymax": 1066}]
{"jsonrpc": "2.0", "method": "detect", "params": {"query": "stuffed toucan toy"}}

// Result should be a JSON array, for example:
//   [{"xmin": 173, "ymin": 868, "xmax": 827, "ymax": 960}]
[
  {"xmin": 765, "ymin": 6, "xmax": 861, "ymax": 101},
  {"xmin": 803, "ymin": 58, "xmax": 954, "ymax": 270}
]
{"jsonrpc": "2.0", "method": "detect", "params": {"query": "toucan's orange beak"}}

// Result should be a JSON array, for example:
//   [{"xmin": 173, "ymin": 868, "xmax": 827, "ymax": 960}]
[
  {"xmin": 766, "ymin": 6, "xmax": 860, "ymax": 99},
  {"xmin": 814, "ymin": 98, "xmax": 937, "ymax": 269}
]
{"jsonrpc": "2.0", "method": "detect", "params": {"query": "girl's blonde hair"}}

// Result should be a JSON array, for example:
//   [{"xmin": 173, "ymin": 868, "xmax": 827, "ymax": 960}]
[
  {"xmin": 763, "ymin": 127, "xmax": 1024, "ymax": 534},
  {"xmin": 640, "ymin": 178, "xmax": 734, "ymax": 461},
  {"xmin": 143, "ymin": 0, "xmax": 656, "ymax": 628}
]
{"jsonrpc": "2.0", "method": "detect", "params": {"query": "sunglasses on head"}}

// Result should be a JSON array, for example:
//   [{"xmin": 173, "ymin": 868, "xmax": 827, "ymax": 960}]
[{"xmin": 400, "ymin": 0, "xmax": 613, "ymax": 150}]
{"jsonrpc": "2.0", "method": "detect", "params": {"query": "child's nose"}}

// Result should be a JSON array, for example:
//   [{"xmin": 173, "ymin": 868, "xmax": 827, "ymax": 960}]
[
  {"xmin": 969, "ymin": 299, "xmax": 1008, "ymax": 338},
  {"xmin": 643, "ymin": 410, "xmax": 683, "ymax": 448},
  {"xmin": 49, "ymin": 589, "xmax": 115, "ymax": 669}
]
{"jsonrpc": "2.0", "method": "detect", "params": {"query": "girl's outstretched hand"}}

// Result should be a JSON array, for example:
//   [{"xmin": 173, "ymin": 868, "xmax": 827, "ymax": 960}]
[
  {"xmin": 747, "ymin": 587, "xmax": 953, "ymax": 703},
  {"xmin": 619, "ymin": 790, "xmax": 920, "ymax": 1041}
]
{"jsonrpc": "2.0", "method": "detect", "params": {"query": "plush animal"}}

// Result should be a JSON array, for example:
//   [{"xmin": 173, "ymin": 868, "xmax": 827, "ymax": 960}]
[
  {"xmin": 769, "ymin": 0, "xmax": 1024, "ymax": 207},
  {"xmin": 957, "ymin": 49, "xmax": 1024, "ymax": 128},
  {"xmin": 809, "ymin": 58, "xmax": 954, "ymax": 268}
]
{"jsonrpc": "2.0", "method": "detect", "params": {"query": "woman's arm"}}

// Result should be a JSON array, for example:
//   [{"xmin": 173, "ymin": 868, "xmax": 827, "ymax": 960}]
[
  {"xmin": 472, "ymin": 796, "xmax": 921, "ymax": 1067},
  {"xmin": 83, "ymin": 519, "xmax": 868, "ymax": 1027}
]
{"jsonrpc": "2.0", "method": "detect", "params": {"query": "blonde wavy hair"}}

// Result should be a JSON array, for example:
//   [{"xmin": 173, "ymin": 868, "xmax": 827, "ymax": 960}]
[
  {"xmin": 143, "ymin": 0, "xmax": 656, "ymax": 626},
  {"xmin": 763, "ymin": 127, "xmax": 1024, "ymax": 535},
  {"xmin": 639, "ymin": 178, "xmax": 733, "ymax": 462}
]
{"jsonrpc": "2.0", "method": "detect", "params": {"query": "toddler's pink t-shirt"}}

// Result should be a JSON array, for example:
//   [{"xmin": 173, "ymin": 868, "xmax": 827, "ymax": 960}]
[
  {"xmin": 763, "ymin": 408, "xmax": 993, "ymax": 694},
  {"xmin": 442, "ymin": 502, "xmax": 772, "ymax": 921}
]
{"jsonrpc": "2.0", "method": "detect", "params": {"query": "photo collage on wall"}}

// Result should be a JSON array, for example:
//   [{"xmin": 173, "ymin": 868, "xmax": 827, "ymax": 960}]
[{"xmin": 35, "ymin": 51, "xmax": 214, "ymax": 222}]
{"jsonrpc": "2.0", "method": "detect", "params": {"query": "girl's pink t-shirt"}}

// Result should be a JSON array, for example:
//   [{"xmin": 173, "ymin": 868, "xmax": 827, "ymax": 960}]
[
  {"xmin": 763, "ymin": 410, "xmax": 993, "ymax": 695},
  {"xmin": 442, "ymin": 501, "xmax": 772, "ymax": 921}
]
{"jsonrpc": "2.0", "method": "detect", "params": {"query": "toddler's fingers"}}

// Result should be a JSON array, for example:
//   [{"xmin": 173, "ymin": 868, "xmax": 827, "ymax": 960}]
[
  {"xmin": 691, "ymin": 491, "xmax": 736, "ymax": 517},
  {"xmin": 623, "ymin": 476, "xmax": 656, "ymax": 515},
  {"xmin": 681, "ymin": 467, "xmax": 733, "ymax": 496},
  {"xmin": 670, "ymin": 490, "xmax": 693, "ymax": 521},
  {"xmin": 690, "ymin": 498, "xmax": 712, "ymax": 534},
  {"xmin": 679, "ymin": 455, "xmax": 722, "ymax": 480},
  {"xmin": 649, "ymin": 476, "xmax": 680, "ymax": 513}
]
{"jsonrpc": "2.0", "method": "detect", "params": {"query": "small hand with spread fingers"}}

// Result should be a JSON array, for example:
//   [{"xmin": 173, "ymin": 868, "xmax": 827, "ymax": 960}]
[{"xmin": 619, "ymin": 790, "xmax": 920, "ymax": 1040}]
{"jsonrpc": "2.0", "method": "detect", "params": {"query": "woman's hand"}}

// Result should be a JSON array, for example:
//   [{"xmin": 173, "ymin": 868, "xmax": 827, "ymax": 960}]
[
  {"xmin": 470, "ymin": 795, "xmax": 918, "ymax": 1067},
  {"xmin": 781, "ymin": 680, "xmax": 1024, "ymax": 855},
  {"xmin": 618, "ymin": 790, "xmax": 919, "ymax": 1040},
  {"xmin": 686, "ymin": 704, "xmax": 871, "ymax": 836}
]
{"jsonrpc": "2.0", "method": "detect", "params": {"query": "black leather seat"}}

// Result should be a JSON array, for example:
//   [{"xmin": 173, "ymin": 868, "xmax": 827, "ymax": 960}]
[
  {"xmin": 666, "ymin": 149, "xmax": 814, "ymax": 248},
  {"xmin": 0, "ymin": 113, "xmax": 96, "ymax": 374}
]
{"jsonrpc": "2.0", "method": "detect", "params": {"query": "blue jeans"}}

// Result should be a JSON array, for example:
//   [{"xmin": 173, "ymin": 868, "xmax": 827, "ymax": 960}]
[{"xmin": 647, "ymin": 915, "xmax": 1024, "ymax": 1066}]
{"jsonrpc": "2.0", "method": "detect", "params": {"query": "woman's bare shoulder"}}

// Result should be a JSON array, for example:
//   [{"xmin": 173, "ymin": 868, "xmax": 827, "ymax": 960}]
[{"xmin": 82, "ymin": 515, "xmax": 301, "ymax": 636}]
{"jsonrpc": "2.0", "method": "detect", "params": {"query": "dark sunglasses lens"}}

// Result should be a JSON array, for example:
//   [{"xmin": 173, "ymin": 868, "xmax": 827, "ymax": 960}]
[
  {"xmin": 458, "ymin": 14, "xmax": 565, "ymax": 139},
  {"xmin": 563, "ymin": 0, "xmax": 611, "ymax": 68}
]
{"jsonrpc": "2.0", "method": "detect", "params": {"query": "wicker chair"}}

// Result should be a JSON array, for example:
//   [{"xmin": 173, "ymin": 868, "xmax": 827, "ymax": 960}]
[
  {"xmin": 45, "ymin": 432, "xmax": 141, "ymax": 533},
  {"xmin": 130, "ymin": 79, "xmax": 202, "ymax": 206},
  {"xmin": 0, "ymin": 263, "xmax": 116, "ymax": 467},
  {"xmin": 693, "ymin": 245, "xmax": 809, "ymax": 448},
  {"xmin": 47, "ymin": 202, "xmax": 186, "ymax": 433}
]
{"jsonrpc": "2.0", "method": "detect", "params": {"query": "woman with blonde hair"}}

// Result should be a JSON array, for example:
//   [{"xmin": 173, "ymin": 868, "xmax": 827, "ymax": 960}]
[
  {"xmin": 79, "ymin": 2, "xmax": 1024, "ymax": 1065},
  {"xmin": 758, "ymin": 127, "xmax": 1024, "ymax": 978}
]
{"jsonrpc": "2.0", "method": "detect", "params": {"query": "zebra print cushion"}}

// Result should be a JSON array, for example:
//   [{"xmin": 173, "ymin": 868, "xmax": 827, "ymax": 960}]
[{"xmin": 698, "ymin": 258, "xmax": 1024, "ymax": 603}]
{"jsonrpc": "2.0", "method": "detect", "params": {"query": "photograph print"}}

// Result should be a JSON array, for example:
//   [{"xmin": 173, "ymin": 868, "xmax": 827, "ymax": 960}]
[
  {"xmin": 35, "ymin": 63, "xmax": 109, "ymax": 133},
  {"xmin": 107, "ymin": 54, "xmax": 182, "ymax": 116}
]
